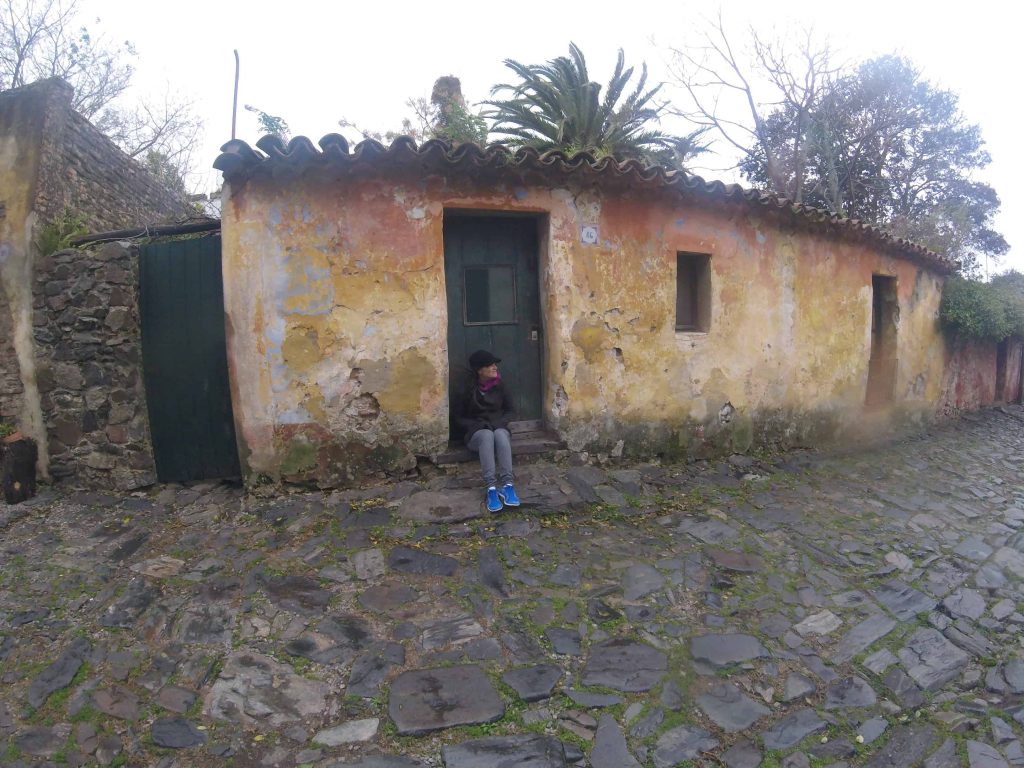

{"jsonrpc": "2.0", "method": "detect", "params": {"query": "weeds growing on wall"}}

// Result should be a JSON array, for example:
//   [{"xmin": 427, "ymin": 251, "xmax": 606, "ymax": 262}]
[
  {"xmin": 34, "ymin": 209, "xmax": 88, "ymax": 256},
  {"xmin": 940, "ymin": 272, "xmax": 1024, "ymax": 341}
]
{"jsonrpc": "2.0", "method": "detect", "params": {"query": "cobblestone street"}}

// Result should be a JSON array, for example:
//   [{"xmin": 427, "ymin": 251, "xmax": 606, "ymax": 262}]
[{"xmin": 1, "ymin": 406, "xmax": 1023, "ymax": 768}]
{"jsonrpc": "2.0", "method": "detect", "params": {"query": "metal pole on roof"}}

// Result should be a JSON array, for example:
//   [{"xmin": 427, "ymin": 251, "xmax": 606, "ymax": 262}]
[{"xmin": 231, "ymin": 50, "xmax": 240, "ymax": 140}]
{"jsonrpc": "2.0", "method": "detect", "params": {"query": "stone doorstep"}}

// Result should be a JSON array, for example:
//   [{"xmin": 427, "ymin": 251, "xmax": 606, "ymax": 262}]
[{"xmin": 437, "ymin": 429, "xmax": 566, "ymax": 464}]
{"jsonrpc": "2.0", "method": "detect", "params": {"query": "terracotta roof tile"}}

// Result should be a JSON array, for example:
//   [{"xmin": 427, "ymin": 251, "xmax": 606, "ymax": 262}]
[{"xmin": 214, "ymin": 135, "xmax": 956, "ymax": 274}]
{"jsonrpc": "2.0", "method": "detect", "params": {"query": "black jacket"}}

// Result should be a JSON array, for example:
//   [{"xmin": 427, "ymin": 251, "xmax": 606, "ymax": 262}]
[{"xmin": 457, "ymin": 378, "xmax": 516, "ymax": 444}]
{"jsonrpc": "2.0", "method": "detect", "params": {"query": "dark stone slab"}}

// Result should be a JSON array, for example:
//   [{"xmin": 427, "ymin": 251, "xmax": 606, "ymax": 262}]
[
  {"xmin": 388, "ymin": 546, "xmax": 458, "ymax": 576},
  {"xmin": 942, "ymin": 589, "xmax": 986, "ymax": 620},
  {"xmin": 566, "ymin": 468, "xmax": 604, "ymax": 503},
  {"xmin": 864, "ymin": 726, "xmax": 940, "ymax": 768},
  {"xmin": 27, "ymin": 637, "xmax": 90, "ymax": 708},
  {"xmin": 151, "ymin": 717, "xmax": 207, "ymax": 748},
  {"xmin": 502, "ymin": 665, "xmax": 562, "ymax": 702},
  {"xmin": 442, "ymin": 734, "xmax": 566, "ymax": 768},
  {"xmin": 883, "ymin": 667, "xmax": 926, "ymax": 708},
  {"xmin": 707, "ymin": 547, "xmax": 764, "ymax": 573},
  {"xmin": 1004, "ymin": 660, "xmax": 1024, "ymax": 694},
  {"xmin": 685, "ymin": 519, "xmax": 740, "ymax": 544},
  {"xmin": 546, "ymin": 627, "xmax": 582, "ymax": 656},
  {"xmin": 398, "ymin": 490, "xmax": 483, "ymax": 523},
  {"xmin": 582, "ymin": 639, "xmax": 667, "ymax": 692},
  {"xmin": 925, "ymin": 739, "xmax": 960, "ymax": 768},
  {"xmin": 389, "ymin": 665, "xmax": 504, "ymax": 735},
  {"xmin": 101, "ymin": 579, "xmax": 158, "ymax": 628},
  {"xmin": 630, "ymin": 707, "xmax": 664, "ymax": 739},
  {"xmin": 16, "ymin": 725, "xmax": 70, "ymax": 757},
  {"xmin": 898, "ymin": 628, "xmax": 969, "ymax": 690},
  {"xmin": 831, "ymin": 614, "xmax": 898, "ymax": 663},
  {"xmin": 330, "ymin": 758, "xmax": 426, "ymax": 768},
  {"xmin": 696, "ymin": 683, "xmax": 770, "ymax": 732},
  {"xmin": 358, "ymin": 583, "xmax": 419, "ymax": 613},
  {"xmin": 419, "ymin": 615, "xmax": 484, "ymax": 651},
  {"xmin": 93, "ymin": 685, "xmax": 140, "ymax": 720},
  {"xmin": 782, "ymin": 673, "xmax": 816, "ymax": 703},
  {"xmin": 549, "ymin": 564, "xmax": 582, "ymax": 587},
  {"xmin": 592, "ymin": 714, "xmax": 641, "ymax": 768},
  {"xmin": 875, "ymin": 580, "xmax": 937, "ymax": 621},
  {"xmin": 622, "ymin": 564, "xmax": 665, "ymax": 600},
  {"xmin": 722, "ymin": 740, "xmax": 762, "ymax": 768},
  {"xmin": 691, "ymin": 633, "xmax": 769, "ymax": 667},
  {"xmin": 824, "ymin": 676, "xmax": 877, "ymax": 709},
  {"xmin": 565, "ymin": 690, "xmax": 623, "ymax": 707},
  {"xmin": 156, "ymin": 686, "xmax": 196, "ymax": 714},
  {"xmin": 967, "ymin": 741, "xmax": 1010, "ymax": 768},
  {"xmin": 478, "ymin": 546, "xmax": 509, "ymax": 597},
  {"xmin": 761, "ymin": 709, "xmax": 826, "ymax": 750},
  {"xmin": 348, "ymin": 642, "xmax": 406, "ymax": 698},
  {"xmin": 261, "ymin": 574, "xmax": 331, "ymax": 614},
  {"xmin": 653, "ymin": 726, "xmax": 719, "ymax": 768}
]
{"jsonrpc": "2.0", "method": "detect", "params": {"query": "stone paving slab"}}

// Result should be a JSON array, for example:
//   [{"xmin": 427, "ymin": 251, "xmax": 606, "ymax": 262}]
[{"xmin": 0, "ymin": 406, "xmax": 1023, "ymax": 766}]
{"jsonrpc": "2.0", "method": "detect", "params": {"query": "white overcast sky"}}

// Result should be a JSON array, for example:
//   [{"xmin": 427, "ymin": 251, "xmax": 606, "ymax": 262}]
[{"xmin": 90, "ymin": 0, "xmax": 1021, "ymax": 274}]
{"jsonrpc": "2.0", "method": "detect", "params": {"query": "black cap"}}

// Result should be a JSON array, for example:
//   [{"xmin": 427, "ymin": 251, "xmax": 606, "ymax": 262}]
[{"xmin": 469, "ymin": 350, "xmax": 501, "ymax": 370}]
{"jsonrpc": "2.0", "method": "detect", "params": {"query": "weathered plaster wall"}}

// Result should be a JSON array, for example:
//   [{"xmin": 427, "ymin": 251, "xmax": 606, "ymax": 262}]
[
  {"xmin": 223, "ymin": 169, "xmax": 950, "ymax": 484},
  {"xmin": 0, "ymin": 80, "xmax": 52, "ymax": 470},
  {"xmin": 939, "ymin": 340, "xmax": 997, "ymax": 414},
  {"xmin": 1001, "ymin": 342, "xmax": 1023, "ymax": 404},
  {"xmin": 32, "ymin": 243, "xmax": 156, "ymax": 488},
  {"xmin": 222, "ymin": 174, "xmax": 450, "ymax": 485},
  {"xmin": 939, "ymin": 338, "xmax": 1023, "ymax": 414}
]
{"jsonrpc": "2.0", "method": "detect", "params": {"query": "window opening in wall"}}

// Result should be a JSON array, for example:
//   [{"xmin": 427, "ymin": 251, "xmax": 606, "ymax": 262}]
[
  {"xmin": 866, "ymin": 274, "xmax": 898, "ymax": 406},
  {"xmin": 464, "ymin": 265, "xmax": 517, "ymax": 324},
  {"xmin": 995, "ymin": 340, "xmax": 1009, "ymax": 402},
  {"xmin": 676, "ymin": 252, "xmax": 711, "ymax": 332}
]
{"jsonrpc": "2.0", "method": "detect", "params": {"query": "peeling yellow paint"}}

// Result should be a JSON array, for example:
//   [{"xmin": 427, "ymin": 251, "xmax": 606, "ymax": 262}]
[{"xmin": 221, "ymin": 165, "xmax": 950, "ymax": 483}]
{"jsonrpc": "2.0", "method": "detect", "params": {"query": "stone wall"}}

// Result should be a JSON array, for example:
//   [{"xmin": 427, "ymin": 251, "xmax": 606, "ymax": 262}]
[
  {"xmin": 32, "ymin": 242, "xmax": 155, "ymax": 488},
  {"xmin": 45, "ymin": 111, "xmax": 190, "ymax": 231},
  {"xmin": 1, "ymin": 78, "xmax": 189, "ymax": 479}
]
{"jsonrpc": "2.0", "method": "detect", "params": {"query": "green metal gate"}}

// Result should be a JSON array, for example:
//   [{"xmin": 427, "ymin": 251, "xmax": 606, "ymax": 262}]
[{"xmin": 139, "ymin": 234, "xmax": 241, "ymax": 482}]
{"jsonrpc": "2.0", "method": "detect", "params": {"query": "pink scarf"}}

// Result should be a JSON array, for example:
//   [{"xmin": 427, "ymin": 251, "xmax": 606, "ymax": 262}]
[{"xmin": 479, "ymin": 372, "xmax": 502, "ymax": 393}]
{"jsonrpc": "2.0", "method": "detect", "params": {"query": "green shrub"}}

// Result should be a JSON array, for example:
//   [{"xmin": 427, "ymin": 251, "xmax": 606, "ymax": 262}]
[
  {"xmin": 940, "ymin": 277, "xmax": 1010, "ymax": 341},
  {"xmin": 34, "ymin": 209, "xmax": 88, "ymax": 256}
]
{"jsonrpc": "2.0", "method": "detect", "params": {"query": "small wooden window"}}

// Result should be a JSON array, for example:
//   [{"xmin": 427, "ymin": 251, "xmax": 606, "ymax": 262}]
[
  {"xmin": 464, "ymin": 265, "xmax": 517, "ymax": 325},
  {"xmin": 676, "ymin": 252, "xmax": 711, "ymax": 332}
]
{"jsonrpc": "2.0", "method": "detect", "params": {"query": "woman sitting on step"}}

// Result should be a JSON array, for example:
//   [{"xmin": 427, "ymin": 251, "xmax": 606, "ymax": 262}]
[{"xmin": 457, "ymin": 349, "xmax": 521, "ymax": 513}]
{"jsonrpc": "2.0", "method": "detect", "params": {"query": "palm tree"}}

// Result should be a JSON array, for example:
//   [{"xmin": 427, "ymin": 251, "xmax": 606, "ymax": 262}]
[{"xmin": 486, "ymin": 43, "xmax": 690, "ymax": 165}]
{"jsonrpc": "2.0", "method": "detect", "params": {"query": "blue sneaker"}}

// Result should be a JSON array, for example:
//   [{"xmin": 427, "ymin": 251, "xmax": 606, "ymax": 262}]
[
  {"xmin": 485, "ymin": 487, "xmax": 503, "ymax": 513},
  {"xmin": 499, "ymin": 483, "xmax": 521, "ymax": 507}
]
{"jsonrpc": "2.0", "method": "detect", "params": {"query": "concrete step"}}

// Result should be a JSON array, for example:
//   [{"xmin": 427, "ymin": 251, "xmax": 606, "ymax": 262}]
[{"xmin": 437, "ymin": 429, "xmax": 565, "ymax": 464}]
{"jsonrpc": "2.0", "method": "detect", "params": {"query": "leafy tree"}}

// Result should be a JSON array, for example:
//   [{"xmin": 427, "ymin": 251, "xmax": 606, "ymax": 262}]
[
  {"xmin": 741, "ymin": 56, "xmax": 1006, "ymax": 276},
  {"xmin": 485, "ymin": 42, "xmax": 681, "ymax": 163},
  {"xmin": 1, "ymin": 0, "xmax": 199, "ymax": 190}
]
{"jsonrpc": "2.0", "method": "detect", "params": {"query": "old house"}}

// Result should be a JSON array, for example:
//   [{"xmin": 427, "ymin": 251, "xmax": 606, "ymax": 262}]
[
  {"xmin": 0, "ymin": 78, "xmax": 190, "ymax": 477},
  {"xmin": 212, "ymin": 134, "xmax": 970, "ymax": 487}
]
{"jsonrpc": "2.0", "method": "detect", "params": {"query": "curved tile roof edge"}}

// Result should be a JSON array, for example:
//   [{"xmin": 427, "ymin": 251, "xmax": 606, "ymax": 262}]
[{"xmin": 214, "ymin": 135, "xmax": 957, "ymax": 274}]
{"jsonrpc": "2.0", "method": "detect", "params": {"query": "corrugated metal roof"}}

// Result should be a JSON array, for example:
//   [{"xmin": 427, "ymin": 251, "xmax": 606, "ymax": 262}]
[{"xmin": 214, "ymin": 134, "xmax": 956, "ymax": 274}]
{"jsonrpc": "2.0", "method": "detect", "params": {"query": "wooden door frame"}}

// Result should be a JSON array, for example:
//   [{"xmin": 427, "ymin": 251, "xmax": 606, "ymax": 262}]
[{"xmin": 441, "ymin": 208, "xmax": 550, "ymax": 434}]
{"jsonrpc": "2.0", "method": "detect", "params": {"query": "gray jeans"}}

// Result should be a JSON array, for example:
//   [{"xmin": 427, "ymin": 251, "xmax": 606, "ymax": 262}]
[{"xmin": 467, "ymin": 428, "xmax": 514, "ymax": 487}]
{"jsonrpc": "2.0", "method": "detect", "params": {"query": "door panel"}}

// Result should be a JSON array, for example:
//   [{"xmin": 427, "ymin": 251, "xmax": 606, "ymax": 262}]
[
  {"xmin": 140, "ymin": 235, "xmax": 241, "ymax": 482},
  {"xmin": 444, "ymin": 216, "xmax": 542, "ymax": 436}
]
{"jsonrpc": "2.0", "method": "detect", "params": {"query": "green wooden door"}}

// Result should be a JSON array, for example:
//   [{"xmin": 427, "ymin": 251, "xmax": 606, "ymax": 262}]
[
  {"xmin": 139, "ymin": 235, "xmax": 241, "ymax": 482},
  {"xmin": 444, "ymin": 216, "xmax": 542, "ymax": 436}
]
